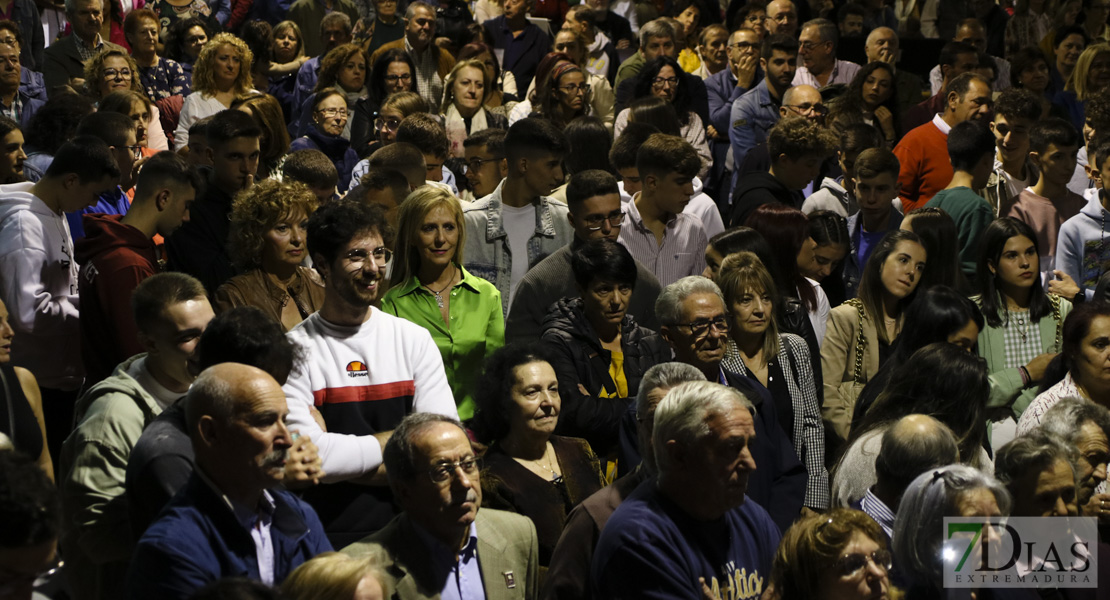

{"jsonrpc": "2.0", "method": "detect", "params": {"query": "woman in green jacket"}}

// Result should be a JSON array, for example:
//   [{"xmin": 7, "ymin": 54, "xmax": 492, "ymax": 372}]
[
  {"xmin": 974, "ymin": 217, "xmax": 1077, "ymax": 419},
  {"xmin": 381, "ymin": 186, "xmax": 505, "ymax": 420}
]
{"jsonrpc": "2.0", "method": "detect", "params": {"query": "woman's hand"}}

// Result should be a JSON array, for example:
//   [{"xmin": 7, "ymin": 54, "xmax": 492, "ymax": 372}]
[
  {"xmin": 1025, "ymin": 352, "xmax": 1058, "ymax": 381},
  {"xmin": 874, "ymin": 106, "xmax": 896, "ymax": 140},
  {"xmin": 283, "ymin": 431, "xmax": 325, "ymax": 488},
  {"xmin": 1048, "ymin": 270, "xmax": 1080, "ymax": 300}
]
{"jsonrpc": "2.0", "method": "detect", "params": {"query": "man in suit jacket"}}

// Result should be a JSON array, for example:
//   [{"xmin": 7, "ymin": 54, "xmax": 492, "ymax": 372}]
[
  {"xmin": 370, "ymin": 1, "xmax": 455, "ymax": 106},
  {"xmin": 343, "ymin": 413, "xmax": 539, "ymax": 600},
  {"xmin": 43, "ymin": 0, "xmax": 126, "ymax": 93}
]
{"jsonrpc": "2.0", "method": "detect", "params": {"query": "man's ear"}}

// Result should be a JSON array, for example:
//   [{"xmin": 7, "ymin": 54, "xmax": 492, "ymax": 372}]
[
  {"xmin": 197, "ymin": 415, "xmax": 218, "ymax": 449},
  {"xmin": 137, "ymin": 331, "xmax": 157, "ymax": 354},
  {"xmin": 313, "ymin": 253, "xmax": 330, "ymax": 281},
  {"xmin": 567, "ymin": 211, "xmax": 576, "ymax": 228},
  {"xmin": 154, "ymin": 189, "xmax": 172, "ymax": 212},
  {"xmin": 759, "ymin": 57, "xmax": 768, "ymax": 71},
  {"xmin": 498, "ymin": 157, "xmax": 509, "ymax": 177},
  {"xmin": 946, "ymin": 90, "xmax": 960, "ymax": 113},
  {"xmin": 61, "ymin": 172, "xmax": 81, "ymax": 190},
  {"xmin": 659, "ymin": 324, "xmax": 674, "ymax": 345},
  {"xmin": 205, "ymin": 144, "xmax": 215, "ymax": 165}
]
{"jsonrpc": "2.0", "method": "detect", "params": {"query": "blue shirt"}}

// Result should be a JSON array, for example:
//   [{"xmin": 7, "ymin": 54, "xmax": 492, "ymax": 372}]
[
  {"xmin": 413, "ymin": 520, "xmax": 486, "ymax": 600},
  {"xmin": 66, "ymin": 186, "xmax": 130, "ymax": 241},
  {"xmin": 858, "ymin": 228, "xmax": 885, "ymax": 270}
]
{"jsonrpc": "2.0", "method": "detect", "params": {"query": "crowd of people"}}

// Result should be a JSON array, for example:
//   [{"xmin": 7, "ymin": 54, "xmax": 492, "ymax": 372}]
[{"xmin": 1, "ymin": 0, "xmax": 1110, "ymax": 598}]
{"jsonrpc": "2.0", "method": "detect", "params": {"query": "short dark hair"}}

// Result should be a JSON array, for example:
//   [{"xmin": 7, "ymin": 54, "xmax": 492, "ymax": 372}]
[
  {"xmin": 768, "ymin": 118, "xmax": 837, "ymax": 163},
  {"xmin": 368, "ymin": 142, "xmax": 426, "ymax": 188},
  {"xmin": 130, "ymin": 272, "xmax": 207, "ymax": 334},
  {"xmin": 205, "ymin": 109, "xmax": 262, "ymax": 148},
  {"xmin": 1030, "ymin": 117, "xmax": 1080, "ymax": 154},
  {"xmin": 636, "ymin": 133, "xmax": 700, "ymax": 180},
  {"xmin": 1086, "ymin": 93, "xmax": 1110, "ymax": 135},
  {"xmin": 1010, "ymin": 47, "xmax": 1049, "ymax": 89},
  {"xmin": 839, "ymin": 122, "xmax": 885, "ymax": 155},
  {"xmin": 134, "ymin": 151, "xmax": 203, "ymax": 199},
  {"xmin": 0, "ymin": 115, "xmax": 18, "ymax": 141},
  {"xmin": 761, "ymin": 33, "xmax": 798, "ymax": 61},
  {"xmin": 462, "ymin": 127, "xmax": 506, "ymax": 155},
  {"xmin": 946, "ymin": 72, "xmax": 989, "ymax": 103},
  {"xmin": 307, "ymin": 199, "xmax": 393, "ymax": 266},
  {"xmin": 1094, "ymin": 138, "xmax": 1110, "ymax": 168},
  {"xmin": 571, "ymin": 238, "xmax": 637, "ymax": 290},
  {"xmin": 992, "ymin": 87, "xmax": 1041, "ymax": 122},
  {"xmin": 0, "ymin": 19, "xmax": 24, "ymax": 47},
  {"xmin": 26, "ymin": 93, "xmax": 96, "ymax": 155},
  {"xmin": 356, "ymin": 168, "xmax": 410, "ymax": 206},
  {"xmin": 948, "ymin": 120, "xmax": 997, "ymax": 172},
  {"xmin": 564, "ymin": 116, "xmax": 612, "ymax": 176},
  {"xmin": 609, "ymin": 122, "xmax": 660, "ymax": 172},
  {"xmin": 504, "ymin": 117, "xmax": 569, "ymax": 162},
  {"xmin": 854, "ymin": 147, "xmax": 901, "ymax": 179},
  {"xmin": 837, "ymin": 2, "xmax": 865, "ymax": 22},
  {"xmin": 566, "ymin": 169, "xmax": 620, "ymax": 211},
  {"xmin": 938, "ymin": 40, "xmax": 979, "ymax": 69},
  {"xmin": 396, "ymin": 113, "xmax": 447, "ymax": 159},
  {"xmin": 44, "ymin": 135, "xmax": 122, "ymax": 183},
  {"xmin": 281, "ymin": 149, "xmax": 338, "ymax": 189},
  {"xmin": 0, "ymin": 451, "xmax": 60, "ymax": 548},
  {"xmin": 1054, "ymin": 24, "xmax": 1089, "ymax": 49},
  {"xmin": 76, "ymin": 111, "xmax": 137, "ymax": 149},
  {"xmin": 189, "ymin": 115, "xmax": 213, "ymax": 140},
  {"xmin": 197, "ymin": 306, "xmax": 300, "ymax": 385}
]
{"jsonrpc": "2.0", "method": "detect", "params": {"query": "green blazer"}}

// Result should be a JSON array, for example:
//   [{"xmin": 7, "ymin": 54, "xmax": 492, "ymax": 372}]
[
  {"xmin": 342, "ymin": 508, "xmax": 539, "ymax": 600},
  {"xmin": 974, "ymin": 294, "xmax": 1071, "ymax": 419}
]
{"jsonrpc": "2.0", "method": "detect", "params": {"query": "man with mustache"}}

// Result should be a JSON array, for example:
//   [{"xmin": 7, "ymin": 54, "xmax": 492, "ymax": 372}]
[
  {"xmin": 343, "ymin": 412, "xmax": 540, "ymax": 599},
  {"xmin": 128, "ymin": 363, "xmax": 332, "ymax": 599},
  {"xmin": 283, "ymin": 199, "xmax": 456, "ymax": 546},
  {"xmin": 60, "ymin": 273, "xmax": 214, "ymax": 600}
]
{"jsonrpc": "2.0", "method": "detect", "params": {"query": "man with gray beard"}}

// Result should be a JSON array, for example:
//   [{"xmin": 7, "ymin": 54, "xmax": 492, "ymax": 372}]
[{"xmin": 126, "ymin": 363, "xmax": 332, "ymax": 599}]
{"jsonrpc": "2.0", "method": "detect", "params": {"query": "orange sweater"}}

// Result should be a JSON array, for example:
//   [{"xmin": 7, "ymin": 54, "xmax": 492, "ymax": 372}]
[{"xmin": 894, "ymin": 119, "xmax": 952, "ymax": 213}]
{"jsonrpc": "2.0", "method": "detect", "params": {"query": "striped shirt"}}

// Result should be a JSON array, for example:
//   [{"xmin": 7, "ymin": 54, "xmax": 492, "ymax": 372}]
[{"xmin": 618, "ymin": 193, "xmax": 708, "ymax": 288}]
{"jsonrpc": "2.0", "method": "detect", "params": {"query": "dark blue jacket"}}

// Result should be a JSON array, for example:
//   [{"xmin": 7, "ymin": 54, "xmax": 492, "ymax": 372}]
[
  {"xmin": 12, "ymin": 0, "xmax": 43, "ymax": 72},
  {"xmin": 483, "ymin": 16, "xmax": 551, "ymax": 92},
  {"xmin": 126, "ymin": 473, "xmax": 332, "ymax": 600},
  {"xmin": 290, "ymin": 126, "xmax": 359, "ymax": 192}
]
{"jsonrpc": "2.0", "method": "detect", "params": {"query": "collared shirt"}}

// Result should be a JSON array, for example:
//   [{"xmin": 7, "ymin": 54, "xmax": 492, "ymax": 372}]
[
  {"xmin": 0, "ymin": 91, "xmax": 21, "ymax": 122},
  {"xmin": 931, "ymin": 112, "xmax": 951, "ymax": 135},
  {"xmin": 792, "ymin": 58, "xmax": 860, "ymax": 88},
  {"xmin": 412, "ymin": 520, "xmax": 486, "ymax": 600},
  {"xmin": 75, "ymin": 33, "xmax": 105, "ymax": 63},
  {"xmin": 860, "ymin": 489, "xmax": 896, "ymax": 540},
  {"xmin": 405, "ymin": 36, "xmax": 443, "ymax": 107},
  {"xmin": 618, "ymin": 192, "xmax": 708, "ymax": 287},
  {"xmin": 196, "ymin": 469, "xmax": 278, "ymax": 585}
]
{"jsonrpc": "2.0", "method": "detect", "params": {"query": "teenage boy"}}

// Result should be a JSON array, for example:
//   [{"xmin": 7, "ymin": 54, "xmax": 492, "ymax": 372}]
[
  {"xmin": 66, "ymin": 112, "xmax": 140, "ymax": 240},
  {"xmin": 462, "ymin": 128, "xmax": 508, "ymax": 201},
  {"xmin": 843, "ymin": 148, "xmax": 903, "ymax": 298},
  {"xmin": 730, "ymin": 117, "xmax": 837, "ymax": 227},
  {"xmin": 0, "ymin": 135, "xmax": 120, "ymax": 467},
  {"xmin": 166, "ymin": 110, "xmax": 260, "ymax": 294},
  {"xmin": 364, "ymin": 142, "xmax": 427, "ymax": 191},
  {"xmin": 925, "ymin": 120, "xmax": 998, "ymax": 280},
  {"xmin": 1056, "ymin": 139, "xmax": 1110, "ymax": 299},
  {"xmin": 802, "ymin": 123, "xmax": 886, "ymax": 217},
  {"xmin": 77, "ymin": 152, "xmax": 202, "ymax": 386},
  {"xmin": 463, "ymin": 118, "xmax": 572, "ymax": 314},
  {"xmin": 282, "ymin": 149, "xmax": 339, "ymax": 204},
  {"xmin": 980, "ymin": 88, "xmax": 1042, "ymax": 216},
  {"xmin": 1006, "ymin": 118, "xmax": 1087, "ymax": 278},
  {"xmin": 1067, "ymin": 94, "xmax": 1110, "ymax": 196},
  {"xmin": 618, "ymin": 133, "xmax": 706, "ymax": 287}
]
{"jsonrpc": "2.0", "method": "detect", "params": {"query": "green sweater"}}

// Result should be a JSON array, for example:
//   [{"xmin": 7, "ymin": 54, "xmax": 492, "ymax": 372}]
[{"xmin": 925, "ymin": 186, "xmax": 994, "ymax": 279}]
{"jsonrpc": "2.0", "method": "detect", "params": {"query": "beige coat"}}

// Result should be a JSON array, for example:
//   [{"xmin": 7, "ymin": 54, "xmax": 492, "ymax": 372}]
[{"xmin": 821, "ymin": 301, "xmax": 882, "ymax": 442}]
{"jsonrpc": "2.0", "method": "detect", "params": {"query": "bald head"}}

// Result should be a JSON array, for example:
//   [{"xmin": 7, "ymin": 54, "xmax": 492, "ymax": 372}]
[
  {"xmin": 780, "ymin": 85, "xmax": 823, "ymax": 121},
  {"xmin": 765, "ymin": 0, "xmax": 798, "ymax": 37},
  {"xmin": 865, "ymin": 27, "xmax": 899, "ymax": 64},
  {"xmin": 874, "ymin": 414, "xmax": 960, "ymax": 500}
]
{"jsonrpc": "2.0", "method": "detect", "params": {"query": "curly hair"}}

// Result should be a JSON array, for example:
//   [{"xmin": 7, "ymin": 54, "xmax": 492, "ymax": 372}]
[
  {"xmin": 767, "ymin": 117, "xmax": 838, "ymax": 161},
  {"xmin": 193, "ymin": 33, "xmax": 255, "ymax": 97},
  {"xmin": 229, "ymin": 178, "xmax": 319, "ymax": 270},
  {"xmin": 390, "ymin": 185, "xmax": 466, "ymax": 287},
  {"xmin": 83, "ymin": 47, "xmax": 142, "ymax": 99},
  {"xmin": 770, "ymin": 509, "xmax": 894, "ymax": 600},
  {"xmin": 164, "ymin": 17, "xmax": 209, "ymax": 64},
  {"xmin": 632, "ymin": 56, "xmax": 693, "ymax": 127},
  {"xmin": 313, "ymin": 43, "xmax": 368, "ymax": 93},
  {"xmin": 440, "ymin": 59, "xmax": 490, "ymax": 113}
]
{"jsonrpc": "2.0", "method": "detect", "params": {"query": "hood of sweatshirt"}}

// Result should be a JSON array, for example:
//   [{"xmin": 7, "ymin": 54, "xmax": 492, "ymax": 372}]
[
  {"xmin": 819, "ymin": 177, "xmax": 846, "ymax": 195},
  {"xmin": 0, "ymin": 182, "xmax": 60, "ymax": 254},
  {"xmin": 74, "ymin": 213, "xmax": 156, "ymax": 264},
  {"xmin": 1079, "ymin": 190, "xmax": 1108, "ymax": 221},
  {"xmin": 588, "ymin": 30, "xmax": 612, "ymax": 54}
]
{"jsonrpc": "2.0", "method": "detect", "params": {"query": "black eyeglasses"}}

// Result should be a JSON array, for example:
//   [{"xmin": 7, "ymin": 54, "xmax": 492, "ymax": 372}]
[
  {"xmin": 785, "ymin": 102, "xmax": 828, "ymax": 116},
  {"xmin": 833, "ymin": 549, "xmax": 892, "ymax": 578},
  {"xmin": 582, "ymin": 211, "xmax": 625, "ymax": 230},
  {"xmin": 384, "ymin": 73, "xmax": 411, "ymax": 83},
  {"xmin": 464, "ymin": 156, "xmax": 501, "ymax": 172},
  {"xmin": 674, "ymin": 315, "xmax": 729, "ymax": 337},
  {"xmin": 425, "ymin": 457, "xmax": 480, "ymax": 484}
]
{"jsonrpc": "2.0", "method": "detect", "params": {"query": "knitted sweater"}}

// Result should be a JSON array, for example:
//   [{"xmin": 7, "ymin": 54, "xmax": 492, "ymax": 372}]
[{"xmin": 894, "ymin": 117, "xmax": 951, "ymax": 213}]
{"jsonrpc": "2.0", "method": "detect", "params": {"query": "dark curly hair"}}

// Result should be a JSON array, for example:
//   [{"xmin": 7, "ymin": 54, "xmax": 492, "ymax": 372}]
[
  {"xmin": 164, "ymin": 17, "xmax": 210, "ymax": 64},
  {"xmin": 197, "ymin": 306, "xmax": 302, "ymax": 384},
  {"xmin": 306, "ymin": 198, "xmax": 393, "ymax": 266},
  {"xmin": 368, "ymin": 47, "xmax": 416, "ymax": 106},
  {"xmin": 470, "ymin": 344, "xmax": 558, "ymax": 444},
  {"xmin": 632, "ymin": 56, "xmax": 693, "ymax": 127},
  {"xmin": 25, "ymin": 93, "xmax": 96, "ymax": 154}
]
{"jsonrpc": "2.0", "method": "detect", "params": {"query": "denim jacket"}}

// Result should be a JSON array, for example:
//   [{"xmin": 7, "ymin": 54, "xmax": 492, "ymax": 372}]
[{"xmin": 462, "ymin": 179, "xmax": 573, "ymax": 315}]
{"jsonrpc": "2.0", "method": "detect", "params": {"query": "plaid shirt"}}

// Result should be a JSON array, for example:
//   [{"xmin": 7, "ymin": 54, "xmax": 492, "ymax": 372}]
[
  {"xmin": 405, "ymin": 37, "xmax": 443, "ymax": 107},
  {"xmin": 75, "ymin": 34, "xmax": 105, "ymax": 63},
  {"xmin": 1000, "ymin": 308, "xmax": 1043, "ymax": 370}
]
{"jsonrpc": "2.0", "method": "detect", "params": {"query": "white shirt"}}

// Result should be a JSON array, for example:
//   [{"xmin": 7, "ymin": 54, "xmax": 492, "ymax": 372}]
[
  {"xmin": 500, "ymin": 202, "xmax": 536, "ymax": 306},
  {"xmin": 126, "ymin": 356, "xmax": 182, "ymax": 410}
]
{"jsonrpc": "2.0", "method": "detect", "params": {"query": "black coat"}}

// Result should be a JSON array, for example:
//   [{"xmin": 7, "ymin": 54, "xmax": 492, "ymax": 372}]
[{"xmin": 540, "ymin": 297, "xmax": 671, "ymax": 456}]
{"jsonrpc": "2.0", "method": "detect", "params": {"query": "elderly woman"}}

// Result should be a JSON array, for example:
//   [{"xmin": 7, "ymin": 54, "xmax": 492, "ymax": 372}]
[
  {"xmin": 767, "ymin": 509, "xmax": 898, "ymax": 600},
  {"xmin": 1018, "ymin": 301, "xmax": 1110, "ymax": 433},
  {"xmin": 471, "ymin": 344, "xmax": 605, "ymax": 570},
  {"xmin": 381, "ymin": 186, "xmax": 504, "ymax": 420},
  {"xmin": 350, "ymin": 48, "xmax": 416, "ymax": 156},
  {"xmin": 174, "ymin": 33, "xmax": 255, "ymax": 151},
  {"xmin": 892, "ymin": 465, "xmax": 1014, "ymax": 600},
  {"xmin": 84, "ymin": 48, "xmax": 171, "ymax": 151},
  {"xmin": 441, "ymin": 59, "xmax": 509, "ymax": 158},
  {"xmin": 232, "ymin": 93, "xmax": 291, "ymax": 180},
  {"xmin": 296, "ymin": 43, "xmax": 369, "ymax": 138},
  {"xmin": 124, "ymin": 9, "xmax": 190, "ymax": 102},
  {"xmin": 215, "ymin": 178, "xmax": 324, "ymax": 331},
  {"xmin": 1054, "ymin": 43, "xmax": 1110, "ymax": 132},
  {"xmin": 540, "ymin": 238, "xmax": 670, "ymax": 457},
  {"xmin": 0, "ymin": 298, "xmax": 51, "ymax": 480},
  {"xmin": 282, "ymin": 551, "xmax": 392, "ymax": 600},
  {"xmin": 718, "ymin": 251, "xmax": 827, "ymax": 512},
  {"xmin": 1039, "ymin": 398, "xmax": 1110, "ymax": 522},
  {"xmin": 291, "ymin": 89, "xmax": 360, "ymax": 192}
]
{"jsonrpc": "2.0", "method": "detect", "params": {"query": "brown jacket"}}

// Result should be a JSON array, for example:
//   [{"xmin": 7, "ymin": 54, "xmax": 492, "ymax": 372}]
[{"xmin": 213, "ymin": 267, "xmax": 326, "ymax": 331}]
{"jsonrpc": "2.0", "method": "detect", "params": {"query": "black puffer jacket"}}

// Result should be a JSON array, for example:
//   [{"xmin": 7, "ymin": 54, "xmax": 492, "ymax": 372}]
[{"xmin": 540, "ymin": 297, "xmax": 672, "ymax": 456}]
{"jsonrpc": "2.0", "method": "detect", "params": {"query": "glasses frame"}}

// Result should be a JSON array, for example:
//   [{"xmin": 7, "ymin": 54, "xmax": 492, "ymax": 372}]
[
  {"xmin": 674, "ymin": 315, "xmax": 730, "ymax": 338},
  {"xmin": 424, "ymin": 457, "xmax": 480, "ymax": 484},
  {"xmin": 582, "ymin": 211, "xmax": 626, "ymax": 231}
]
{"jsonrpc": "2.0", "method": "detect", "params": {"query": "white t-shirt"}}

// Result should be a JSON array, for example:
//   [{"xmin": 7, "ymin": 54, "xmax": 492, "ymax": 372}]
[
  {"xmin": 126, "ymin": 356, "xmax": 183, "ymax": 410},
  {"xmin": 501, "ymin": 202, "xmax": 537, "ymax": 306}
]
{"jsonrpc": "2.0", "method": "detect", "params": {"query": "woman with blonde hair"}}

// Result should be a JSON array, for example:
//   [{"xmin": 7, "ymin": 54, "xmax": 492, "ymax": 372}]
[
  {"xmin": 1054, "ymin": 42, "xmax": 1110, "ymax": 131},
  {"xmin": 282, "ymin": 550, "xmax": 392, "ymax": 600},
  {"xmin": 381, "ymin": 186, "xmax": 504, "ymax": 419},
  {"xmin": 174, "ymin": 33, "xmax": 255, "ymax": 151},
  {"xmin": 216, "ymin": 178, "xmax": 325, "ymax": 331},
  {"xmin": 440, "ymin": 58, "xmax": 509, "ymax": 158},
  {"xmin": 84, "ymin": 48, "xmax": 171, "ymax": 151}
]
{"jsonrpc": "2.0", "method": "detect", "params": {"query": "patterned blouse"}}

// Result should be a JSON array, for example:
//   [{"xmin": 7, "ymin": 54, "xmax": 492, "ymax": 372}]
[
  {"xmin": 138, "ymin": 56, "xmax": 191, "ymax": 101},
  {"xmin": 149, "ymin": 0, "xmax": 211, "ymax": 40}
]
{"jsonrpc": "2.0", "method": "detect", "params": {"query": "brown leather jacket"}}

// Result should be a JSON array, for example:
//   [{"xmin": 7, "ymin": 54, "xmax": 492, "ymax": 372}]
[{"xmin": 213, "ymin": 267, "xmax": 326, "ymax": 331}]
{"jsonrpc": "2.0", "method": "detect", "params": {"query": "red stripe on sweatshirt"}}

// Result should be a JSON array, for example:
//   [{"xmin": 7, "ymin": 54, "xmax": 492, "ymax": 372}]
[{"xmin": 312, "ymin": 381, "xmax": 416, "ymax": 406}]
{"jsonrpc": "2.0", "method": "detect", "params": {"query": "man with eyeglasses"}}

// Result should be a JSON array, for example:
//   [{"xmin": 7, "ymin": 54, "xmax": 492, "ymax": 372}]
[
  {"xmin": 462, "ymin": 127, "xmax": 507, "ymax": 201},
  {"xmin": 864, "ymin": 27, "xmax": 925, "ymax": 119},
  {"xmin": 128, "ymin": 363, "xmax": 333, "ymax": 598},
  {"xmin": 506, "ymin": 169, "xmax": 662, "ymax": 342},
  {"xmin": 342, "ymin": 412, "xmax": 539, "ymax": 599},
  {"xmin": 794, "ymin": 18, "xmax": 860, "ymax": 89},
  {"xmin": 653, "ymin": 276, "xmax": 806, "ymax": 533},
  {"xmin": 43, "ymin": 0, "xmax": 125, "ymax": 93},
  {"xmin": 62, "ymin": 112, "xmax": 141, "ymax": 242},
  {"xmin": 0, "ymin": 43, "xmax": 42, "ymax": 130},
  {"xmin": 705, "ymin": 28, "xmax": 763, "ymax": 206},
  {"xmin": 282, "ymin": 199, "xmax": 456, "ymax": 546},
  {"xmin": 730, "ymin": 34, "xmax": 798, "ymax": 187},
  {"xmin": 764, "ymin": 0, "xmax": 799, "ymax": 38}
]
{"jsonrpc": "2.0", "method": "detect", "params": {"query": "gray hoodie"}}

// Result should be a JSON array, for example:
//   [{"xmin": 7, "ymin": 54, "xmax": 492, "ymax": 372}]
[{"xmin": 1055, "ymin": 188, "xmax": 1108, "ymax": 299}]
